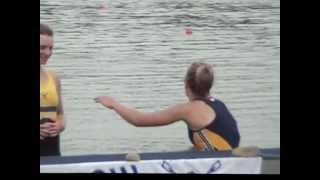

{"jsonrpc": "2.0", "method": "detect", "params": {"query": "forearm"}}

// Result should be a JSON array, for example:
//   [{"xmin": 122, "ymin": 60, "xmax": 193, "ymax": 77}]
[
  {"xmin": 56, "ymin": 114, "xmax": 65, "ymax": 132},
  {"xmin": 113, "ymin": 103, "xmax": 146, "ymax": 126}
]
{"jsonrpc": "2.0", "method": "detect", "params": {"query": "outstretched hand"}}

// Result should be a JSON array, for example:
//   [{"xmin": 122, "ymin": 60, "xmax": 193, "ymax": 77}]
[{"xmin": 94, "ymin": 96, "xmax": 117, "ymax": 109}]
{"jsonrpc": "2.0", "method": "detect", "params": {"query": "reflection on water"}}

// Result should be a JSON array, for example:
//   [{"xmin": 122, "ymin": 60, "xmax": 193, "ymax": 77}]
[{"xmin": 40, "ymin": 0, "xmax": 280, "ymax": 155}]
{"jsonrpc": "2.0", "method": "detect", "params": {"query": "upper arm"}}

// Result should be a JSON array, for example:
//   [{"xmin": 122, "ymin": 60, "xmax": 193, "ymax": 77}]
[
  {"xmin": 135, "ymin": 103, "xmax": 189, "ymax": 127},
  {"xmin": 50, "ymin": 71, "xmax": 64, "ymax": 115}
]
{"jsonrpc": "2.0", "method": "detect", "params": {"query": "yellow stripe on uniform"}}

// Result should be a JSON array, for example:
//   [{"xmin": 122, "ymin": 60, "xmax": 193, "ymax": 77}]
[{"xmin": 193, "ymin": 129, "xmax": 232, "ymax": 151}]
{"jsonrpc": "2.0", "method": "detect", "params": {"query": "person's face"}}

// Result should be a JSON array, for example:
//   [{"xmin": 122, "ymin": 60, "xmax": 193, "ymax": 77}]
[{"xmin": 40, "ymin": 34, "xmax": 54, "ymax": 66}]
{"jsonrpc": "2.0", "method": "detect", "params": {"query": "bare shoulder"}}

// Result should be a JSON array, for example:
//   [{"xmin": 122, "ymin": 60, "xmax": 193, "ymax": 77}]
[
  {"xmin": 166, "ymin": 101, "xmax": 196, "ymax": 122},
  {"xmin": 186, "ymin": 100, "xmax": 216, "ymax": 129},
  {"xmin": 191, "ymin": 100, "xmax": 215, "ymax": 114},
  {"xmin": 188, "ymin": 100, "xmax": 208, "ymax": 109}
]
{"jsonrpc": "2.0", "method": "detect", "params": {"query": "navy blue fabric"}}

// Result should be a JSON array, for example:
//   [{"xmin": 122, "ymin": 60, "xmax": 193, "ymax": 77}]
[{"xmin": 188, "ymin": 98, "xmax": 240, "ymax": 149}]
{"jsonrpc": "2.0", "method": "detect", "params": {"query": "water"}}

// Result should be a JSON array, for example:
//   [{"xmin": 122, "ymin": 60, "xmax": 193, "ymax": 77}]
[{"xmin": 40, "ymin": 0, "xmax": 280, "ymax": 156}]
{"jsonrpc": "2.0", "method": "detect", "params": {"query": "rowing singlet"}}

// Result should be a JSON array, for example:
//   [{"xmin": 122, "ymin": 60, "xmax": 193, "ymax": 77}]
[
  {"xmin": 40, "ymin": 70, "xmax": 61, "ymax": 156},
  {"xmin": 188, "ymin": 98, "xmax": 240, "ymax": 151}
]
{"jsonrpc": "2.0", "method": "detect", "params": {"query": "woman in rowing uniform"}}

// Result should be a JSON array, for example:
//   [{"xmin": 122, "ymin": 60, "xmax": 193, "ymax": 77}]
[
  {"xmin": 40, "ymin": 23, "xmax": 65, "ymax": 156},
  {"xmin": 95, "ymin": 62, "xmax": 240, "ymax": 151}
]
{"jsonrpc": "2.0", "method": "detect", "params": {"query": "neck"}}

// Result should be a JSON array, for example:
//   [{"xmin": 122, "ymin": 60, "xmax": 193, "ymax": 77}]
[
  {"xmin": 40, "ymin": 66, "xmax": 46, "ymax": 72},
  {"xmin": 40, "ymin": 67, "xmax": 46, "ymax": 78},
  {"xmin": 188, "ymin": 94, "xmax": 211, "ymax": 101}
]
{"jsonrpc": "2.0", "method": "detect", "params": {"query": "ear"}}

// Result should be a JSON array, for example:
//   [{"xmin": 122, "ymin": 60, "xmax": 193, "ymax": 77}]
[
  {"xmin": 184, "ymin": 81, "xmax": 190, "ymax": 89},
  {"xmin": 185, "ymin": 85, "xmax": 192, "ymax": 97}
]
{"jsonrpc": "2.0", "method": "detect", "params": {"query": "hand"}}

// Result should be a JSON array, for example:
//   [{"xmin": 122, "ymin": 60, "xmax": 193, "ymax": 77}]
[
  {"xmin": 47, "ymin": 121, "xmax": 62, "ymax": 137},
  {"xmin": 40, "ymin": 123, "xmax": 52, "ymax": 140},
  {"xmin": 94, "ymin": 96, "xmax": 117, "ymax": 109},
  {"xmin": 40, "ymin": 119, "xmax": 64, "ymax": 139}
]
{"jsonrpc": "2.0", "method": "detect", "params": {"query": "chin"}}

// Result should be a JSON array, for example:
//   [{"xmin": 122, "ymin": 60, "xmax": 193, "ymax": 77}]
[{"xmin": 40, "ymin": 60, "xmax": 47, "ymax": 65}]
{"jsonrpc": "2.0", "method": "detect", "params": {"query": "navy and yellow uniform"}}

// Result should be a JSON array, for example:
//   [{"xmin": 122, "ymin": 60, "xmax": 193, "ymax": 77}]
[
  {"xmin": 40, "ymin": 70, "xmax": 61, "ymax": 156},
  {"xmin": 188, "ymin": 98, "xmax": 240, "ymax": 151}
]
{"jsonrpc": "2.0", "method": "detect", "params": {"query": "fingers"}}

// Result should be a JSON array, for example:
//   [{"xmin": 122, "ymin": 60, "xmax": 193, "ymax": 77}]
[
  {"xmin": 40, "ymin": 123, "xmax": 50, "ymax": 139},
  {"xmin": 40, "ymin": 131, "xmax": 58, "ymax": 139},
  {"xmin": 41, "ymin": 122, "xmax": 60, "ymax": 138},
  {"xmin": 40, "ymin": 129, "xmax": 50, "ymax": 138},
  {"xmin": 94, "ymin": 96, "xmax": 114, "ymax": 104},
  {"xmin": 40, "ymin": 128, "xmax": 59, "ymax": 139},
  {"xmin": 40, "ymin": 123, "xmax": 50, "ymax": 129},
  {"xmin": 49, "ymin": 132, "xmax": 59, "ymax": 137},
  {"xmin": 49, "ymin": 126, "xmax": 59, "ymax": 134},
  {"xmin": 94, "ymin": 97, "xmax": 100, "ymax": 103},
  {"xmin": 40, "ymin": 127, "xmax": 59, "ymax": 138}
]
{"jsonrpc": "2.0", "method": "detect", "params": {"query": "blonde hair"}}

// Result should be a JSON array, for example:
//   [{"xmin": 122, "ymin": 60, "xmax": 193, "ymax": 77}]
[{"xmin": 185, "ymin": 62, "xmax": 214, "ymax": 99}]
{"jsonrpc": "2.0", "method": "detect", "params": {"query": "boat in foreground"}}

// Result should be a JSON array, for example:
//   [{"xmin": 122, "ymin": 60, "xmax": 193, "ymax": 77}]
[{"xmin": 40, "ymin": 148, "xmax": 280, "ymax": 174}]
